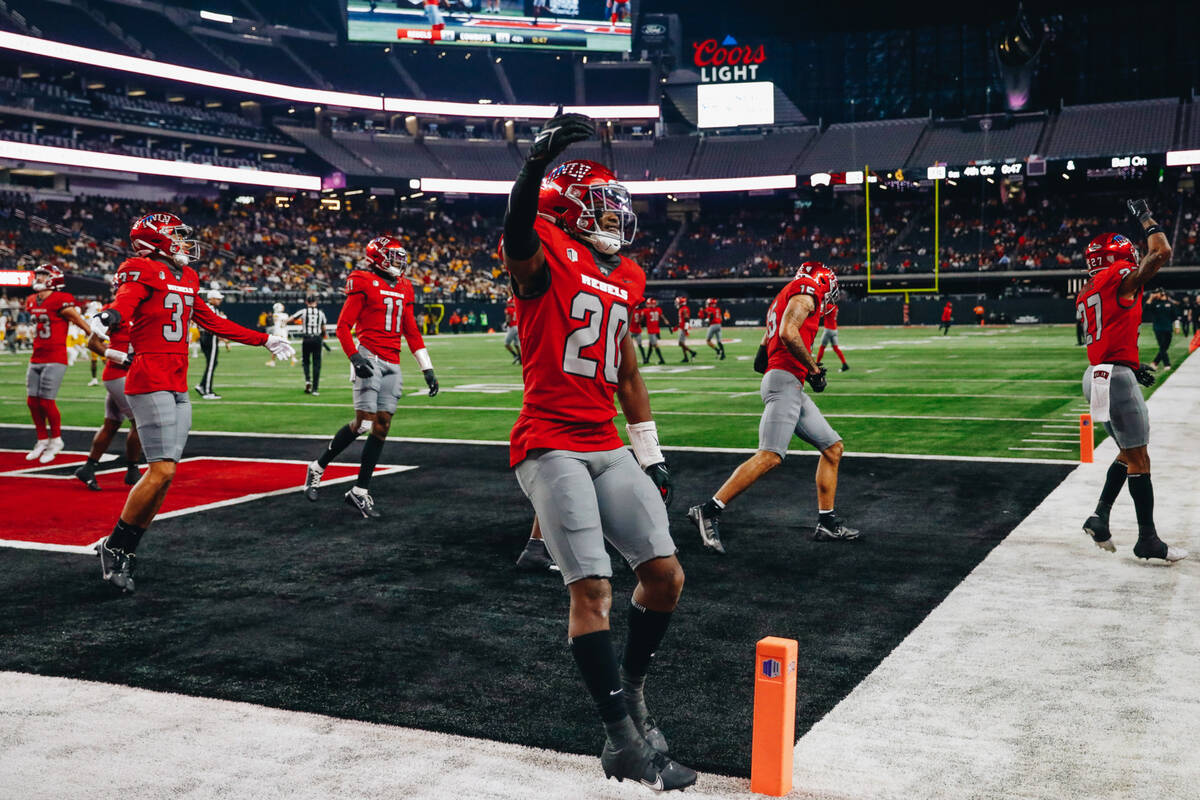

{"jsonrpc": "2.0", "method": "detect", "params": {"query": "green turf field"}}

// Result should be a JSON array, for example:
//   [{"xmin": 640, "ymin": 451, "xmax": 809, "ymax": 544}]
[{"xmin": 1, "ymin": 323, "xmax": 1191, "ymax": 459}]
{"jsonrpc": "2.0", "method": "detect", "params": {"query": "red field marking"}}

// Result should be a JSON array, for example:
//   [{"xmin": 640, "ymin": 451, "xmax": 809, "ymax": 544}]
[
  {"xmin": 0, "ymin": 450, "xmax": 89, "ymax": 473},
  {"xmin": 0, "ymin": 454, "xmax": 414, "ymax": 553}
]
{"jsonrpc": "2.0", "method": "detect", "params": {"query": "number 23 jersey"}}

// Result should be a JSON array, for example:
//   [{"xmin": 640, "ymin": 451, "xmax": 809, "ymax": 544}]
[
  {"xmin": 509, "ymin": 218, "xmax": 646, "ymax": 467},
  {"xmin": 111, "ymin": 257, "xmax": 267, "ymax": 394}
]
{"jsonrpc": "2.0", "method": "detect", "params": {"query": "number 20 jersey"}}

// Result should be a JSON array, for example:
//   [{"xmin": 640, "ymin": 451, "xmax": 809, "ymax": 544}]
[
  {"xmin": 509, "ymin": 218, "xmax": 646, "ymax": 467},
  {"xmin": 1077, "ymin": 259, "xmax": 1141, "ymax": 368}
]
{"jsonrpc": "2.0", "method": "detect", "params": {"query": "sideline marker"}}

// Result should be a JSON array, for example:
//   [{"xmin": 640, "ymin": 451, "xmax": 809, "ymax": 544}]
[
  {"xmin": 750, "ymin": 636, "xmax": 798, "ymax": 796},
  {"xmin": 1079, "ymin": 414, "xmax": 1094, "ymax": 463}
]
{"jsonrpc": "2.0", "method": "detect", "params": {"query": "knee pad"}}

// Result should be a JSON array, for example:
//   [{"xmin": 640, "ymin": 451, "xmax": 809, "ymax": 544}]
[{"xmin": 356, "ymin": 419, "xmax": 372, "ymax": 435}]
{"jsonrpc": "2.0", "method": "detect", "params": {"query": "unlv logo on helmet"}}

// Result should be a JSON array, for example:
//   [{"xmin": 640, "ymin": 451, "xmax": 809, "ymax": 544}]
[
  {"xmin": 795, "ymin": 261, "xmax": 841, "ymax": 308},
  {"xmin": 538, "ymin": 159, "xmax": 637, "ymax": 257},
  {"xmin": 130, "ymin": 212, "xmax": 199, "ymax": 266},
  {"xmin": 1084, "ymin": 233, "xmax": 1138, "ymax": 276}
]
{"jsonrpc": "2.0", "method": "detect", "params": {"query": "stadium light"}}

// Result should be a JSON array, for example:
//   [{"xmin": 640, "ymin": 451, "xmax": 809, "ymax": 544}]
[
  {"xmin": 199, "ymin": 10, "xmax": 234, "ymax": 23},
  {"xmin": 382, "ymin": 98, "xmax": 658, "ymax": 120},
  {"xmin": 0, "ymin": 140, "xmax": 322, "ymax": 190},
  {"xmin": 417, "ymin": 175, "xmax": 798, "ymax": 195},
  {"xmin": 1166, "ymin": 149, "xmax": 1200, "ymax": 167}
]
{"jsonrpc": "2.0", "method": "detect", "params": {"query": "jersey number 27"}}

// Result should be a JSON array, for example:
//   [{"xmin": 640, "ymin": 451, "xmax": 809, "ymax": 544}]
[{"xmin": 1076, "ymin": 293, "xmax": 1102, "ymax": 345}]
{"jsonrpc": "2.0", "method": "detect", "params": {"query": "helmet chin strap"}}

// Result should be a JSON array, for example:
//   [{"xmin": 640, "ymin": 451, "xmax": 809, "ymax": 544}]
[{"xmin": 587, "ymin": 230, "xmax": 621, "ymax": 256}]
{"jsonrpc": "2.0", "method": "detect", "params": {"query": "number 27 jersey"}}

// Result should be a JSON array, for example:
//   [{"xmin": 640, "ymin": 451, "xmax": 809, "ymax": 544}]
[
  {"xmin": 509, "ymin": 219, "xmax": 646, "ymax": 467},
  {"xmin": 1076, "ymin": 260, "xmax": 1141, "ymax": 368}
]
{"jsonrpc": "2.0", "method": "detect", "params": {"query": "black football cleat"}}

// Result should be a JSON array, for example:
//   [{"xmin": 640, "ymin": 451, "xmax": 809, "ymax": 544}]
[
  {"xmin": 345, "ymin": 488, "xmax": 381, "ymax": 519},
  {"xmin": 1082, "ymin": 515, "xmax": 1115, "ymax": 552},
  {"xmin": 125, "ymin": 463, "xmax": 141, "ymax": 486},
  {"xmin": 75, "ymin": 461, "xmax": 101, "ymax": 491},
  {"xmin": 1133, "ymin": 536, "xmax": 1189, "ymax": 563},
  {"xmin": 813, "ymin": 515, "xmax": 861, "ymax": 541},
  {"xmin": 304, "ymin": 461, "xmax": 323, "ymax": 501},
  {"xmin": 601, "ymin": 736, "xmax": 697, "ymax": 792},
  {"xmin": 840, "ymin": 363, "xmax": 850, "ymax": 372},
  {"xmin": 98, "ymin": 542, "xmax": 136, "ymax": 593},
  {"xmin": 687, "ymin": 504, "xmax": 725, "ymax": 554},
  {"xmin": 515, "ymin": 538, "xmax": 559, "ymax": 572},
  {"xmin": 621, "ymin": 671, "xmax": 668, "ymax": 755}
]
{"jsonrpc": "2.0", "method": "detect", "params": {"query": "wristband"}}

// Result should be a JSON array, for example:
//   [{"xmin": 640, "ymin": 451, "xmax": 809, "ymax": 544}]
[
  {"xmin": 1142, "ymin": 224, "xmax": 1165, "ymax": 238},
  {"xmin": 103, "ymin": 348, "xmax": 127, "ymax": 365},
  {"xmin": 413, "ymin": 347, "xmax": 433, "ymax": 372},
  {"xmin": 626, "ymin": 421, "xmax": 664, "ymax": 469}
]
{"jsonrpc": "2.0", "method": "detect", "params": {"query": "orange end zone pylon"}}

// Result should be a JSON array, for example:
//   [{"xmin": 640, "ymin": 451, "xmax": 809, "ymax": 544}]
[
  {"xmin": 1080, "ymin": 414, "xmax": 1094, "ymax": 463},
  {"xmin": 750, "ymin": 636, "xmax": 798, "ymax": 796}
]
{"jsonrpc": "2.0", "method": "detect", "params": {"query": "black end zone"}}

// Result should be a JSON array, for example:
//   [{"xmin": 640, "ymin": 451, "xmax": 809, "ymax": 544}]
[{"xmin": 0, "ymin": 429, "xmax": 1071, "ymax": 776}]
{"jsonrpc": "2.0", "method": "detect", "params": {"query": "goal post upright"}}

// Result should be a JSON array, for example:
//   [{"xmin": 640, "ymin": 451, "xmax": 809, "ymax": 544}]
[{"xmin": 864, "ymin": 164, "xmax": 941, "ymax": 297}]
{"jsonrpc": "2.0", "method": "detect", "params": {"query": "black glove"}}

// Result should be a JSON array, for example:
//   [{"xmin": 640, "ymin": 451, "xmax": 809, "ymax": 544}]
[
  {"xmin": 423, "ymin": 368, "xmax": 439, "ymax": 397},
  {"xmin": 1134, "ymin": 363, "xmax": 1156, "ymax": 387},
  {"xmin": 349, "ymin": 352, "xmax": 375, "ymax": 379},
  {"xmin": 528, "ymin": 110, "xmax": 595, "ymax": 164},
  {"xmin": 645, "ymin": 461, "xmax": 673, "ymax": 508},
  {"xmin": 807, "ymin": 366, "xmax": 828, "ymax": 393},
  {"xmin": 322, "ymin": 341, "xmax": 332, "ymax": 352},
  {"xmin": 98, "ymin": 308, "xmax": 121, "ymax": 329},
  {"xmin": 1127, "ymin": 198, "xmax": 1152, "ymax": 225},
  {"xmin": 753, "ymin": 343, "xmax": 768, "ymax": 374}
]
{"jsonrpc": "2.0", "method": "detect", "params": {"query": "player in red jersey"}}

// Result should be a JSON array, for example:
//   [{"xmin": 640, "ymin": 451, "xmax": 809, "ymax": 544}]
[
  {"xmin": 700, "ymin": 297, "xmax": 725, "ymax": 359},
  {"xmin": 89, "ymin": 213, "xmax": 294, "ymax": 592},
  {"xmin": 23, "ymin": 264, "xmax": 93, "ymax": 463},
  {"xmin": 939, "ymin": 301, "xmax": 953, "ymax": 335},
  {"xmin": 304, "ymin": 236, "xmax": 439, "ymax": 519},
  {"xmin": 689, "ymin": 261, "xmax": 858, "ymax": 554},
  {"xmin": 628, "ymin": 300, "xmax": 647, "ymax": 363},
  {"xmin": 641, "ymin": 297, "xmax": 666, "ymax": 365},
  {"xmin": 672, "ymin": 296, "xmax": 698, "ymax": 363},
  {"xmin": 1077, "ymin": 200, "xmax": 1185, "ymax": 562},
  {"xmin": 503, "ymin": 294, "xmax": 521, "ymax": 364},
  {"xmin": 74, "ymin": 298, "xmax": 144, "ymax": 491},
  {"xmin": 816, "ymin": 303, "xmax": 849, "ymax": 371},
  {"xmin": 502, "ymin": 112, "xmax": 696, "ymax": 791}
]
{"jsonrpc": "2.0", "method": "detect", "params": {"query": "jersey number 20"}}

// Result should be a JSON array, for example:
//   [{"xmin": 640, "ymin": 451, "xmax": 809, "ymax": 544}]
[{"xmin": 562, "ymin": 291, "xmax": 629, "ymax": 383}]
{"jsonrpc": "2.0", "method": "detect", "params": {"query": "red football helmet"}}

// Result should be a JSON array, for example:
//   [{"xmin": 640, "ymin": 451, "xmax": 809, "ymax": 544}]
[
  {"xmin": 675, "ymin": 296, "xmax": 687, "ymax": 307},
  {"xmin": 364, "ymin": 236, "xmax": 409, "ymax": 278},
  {"xmin": 706, "ymin": 297, "xmax": 718, "ymax": 307},
  {"xmin": 538, "ymin": 159, "xmax": 636, "ymax": 256},
  {"xmin": 647, "ymin": 297, "xmax": 658, "ymax": 307},
  {"xmin": 130, "ymin": 213, "xmax": 199, "ymax": 266},
  {"xmin": 795, "ymin": 260, "xmax": 841, "ymax": 308},
  {"xmin": 31, "ymin": 263, "xmax": 65, "ymax": 292},
  {"xmin": 1084, "ymin": 233, "xmax": 1138, "ymax": 277}
]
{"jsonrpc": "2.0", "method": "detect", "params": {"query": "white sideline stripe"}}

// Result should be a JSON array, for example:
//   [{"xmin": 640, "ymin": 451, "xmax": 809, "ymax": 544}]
[
  {"xmin": 1009, "ymin": 446, "xmax": 1073, "ymax": 452},
  {"xmin": 1020, "ymin": 439, "xmax": 1078, "ymax": 443}
]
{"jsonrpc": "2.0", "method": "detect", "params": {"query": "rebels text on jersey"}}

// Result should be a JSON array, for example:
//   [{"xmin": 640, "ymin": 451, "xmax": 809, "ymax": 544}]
[
  {"xmin": 822, "ymin": 304, "xmax": 839, "ymax": 331},
  {"xmin": 764, "ymin": 275, "xmax": 827, "ymax": 381},
  {"xmin": 101, "ymin": 302, "xmax": 132, "ymax": 382},
  {"xmin": 336, "ymin": 269, "xmax": 426, "ymax": 363},
  {"xmin": 25, "ymin": 290, "xmax": 78, "ymax": 364},
  {"xmin": 1077, "ymin": 260, "xmax": 1141, "ymax": 368},
  {"xmin": 509, "ymin": 218, "xmax": 646, "ymax": 467},
  {"xmin": 111, "ymin": 257, "xmax": 268, "ymax": 394}
]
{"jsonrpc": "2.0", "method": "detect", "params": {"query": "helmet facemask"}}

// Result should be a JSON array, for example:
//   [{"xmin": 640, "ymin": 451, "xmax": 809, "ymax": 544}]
[
  {"xmin": 370, "ymin": 245, "xmax": 409, "ymax": 279},
  {"xmin": 569, "ymin": 181, "xmax": 636, "ymax": 256}
]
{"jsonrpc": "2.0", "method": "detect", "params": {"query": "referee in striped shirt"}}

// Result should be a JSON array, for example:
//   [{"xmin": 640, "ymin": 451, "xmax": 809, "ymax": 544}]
[{"xmin": 291, "ymin": 295, "xmax": 328, "ymax": 395}]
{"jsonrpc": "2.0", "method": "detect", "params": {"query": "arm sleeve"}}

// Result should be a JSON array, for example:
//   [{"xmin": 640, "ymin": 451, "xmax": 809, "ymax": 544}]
[
  {"xmin": 109, "ymin": 281, "xmax": 152, "ymax": 323},
  {"xmin": 336, "ymin": 292, "xmax": 365, "ymax": 359},
  {"xmin": 401, "ymin": 300, "xmax": 427, "ymax": 354},
  {"xmin": 193, "ymin": 297, "xmax": 269, "ymax": 346},
  {"xmin": 503, "ymin": 161, "xmax": 548, "ymax": 261}
]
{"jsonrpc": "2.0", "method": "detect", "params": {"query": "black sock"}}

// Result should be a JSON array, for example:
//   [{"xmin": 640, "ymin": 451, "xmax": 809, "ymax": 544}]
[
  {"xmin": 357, "ymin": 435, "xmax": 385, "ymax": 489},
  {"xmin": 317, "ymin": 423, "xmax": 360, "ymax": 468},
  {"xmin": 622, "ymin": 599, "xmax": 673, "ymax": 680},
  {"xmin": 569, "ymin": 630, "xmax": 629, "ymax": 729},
  {"xmin": 107, "ymin": 519, "xmax": 146, "ymax": 553},
  {"xmin": 1127, "ymin": 474, "xmax": 1156, "ymax": 538},
  {"xmin": 1096, "ymin": 460, "xmax": 1128, "ymax": 516},
  {"xmin": 701, "ymin": 497, "xmax": 723, "ymax": 517},
  {"xmin": 819, "ymin": 510, "xmax": 836, "ymax": 526}
]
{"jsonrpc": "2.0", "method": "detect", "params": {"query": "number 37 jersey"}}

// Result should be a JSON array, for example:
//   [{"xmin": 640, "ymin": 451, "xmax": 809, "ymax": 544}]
[
  {"xmin": 111, "ymin": 257, "xmax": 267, "ymax": 394},
  {"xmin": 1076, "ymin": 260, "xmax": 1141, "ymax": 368},
  {"xmin": 509, "ymin": 219, "xmax": 646, "ymax": 467}
]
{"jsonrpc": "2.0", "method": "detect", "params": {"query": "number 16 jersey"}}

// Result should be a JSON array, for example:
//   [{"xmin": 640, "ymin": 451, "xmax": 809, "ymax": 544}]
[{"xmin": 509, "ymin": 218, "xmax": 646, "ymax": 467}]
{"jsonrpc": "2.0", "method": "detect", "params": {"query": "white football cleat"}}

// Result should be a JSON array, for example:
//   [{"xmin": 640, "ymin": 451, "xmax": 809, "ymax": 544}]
[
  {"xmin": 39, "ymin": 437, "xmax": 65, "ymax": 463},
  {"xmin": 25, "ymin": 440, "xmax": 48, "ymax": 461},
  {"xmin": 87, "ymin": 378, "xmax": 99, "ymax": 387}
]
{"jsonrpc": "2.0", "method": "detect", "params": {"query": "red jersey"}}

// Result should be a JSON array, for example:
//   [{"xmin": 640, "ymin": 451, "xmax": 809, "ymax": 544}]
[
  {"xmin": 764, "ymin": 275, "xmax": 828, "ymax": 381},
  {"xmin": 509, "ymin": 218, "xmax": 646, "ymax": 467},
  {"xmin": 675, "ymin": 304, "xmax": 691, "ymax": 332},
  {"xmin": 504, "ymin": 299, "xmax": 518, "ymax": 327},
  {"xmin": 941, "ymin": 304, "xmax": 953, "ymax": 322},
  {"xmin": 821, "ymin": 304, "xmax": 839, "ymax": 331},
  {"xmin": 101, "ymin": 302, "xmax": 133, "ymax": 382},
  {"xmin": 25, "ymin": 290, "xmax": 78, "ymax": 364},
  {"xmin": 1077, "ymin": 259, "xmax": 1141, "ymax": 368},
  {"xmin": 336, "ymin": 269, "xmax": 426, "ymax": 364},
  {"xmin": 699, "ymin": 306, "xmax": 721, "ymax": 325},
  {"xmin": 643, "ymin": 305, "xmax": 663, "ymax": 334},
  {"xmin": 629, "ymin": 306, "xmax": 643, "ymax": 335},
  {"xmin": 111, "ymin": 256, "xmax": 267, "ymax": 394}
]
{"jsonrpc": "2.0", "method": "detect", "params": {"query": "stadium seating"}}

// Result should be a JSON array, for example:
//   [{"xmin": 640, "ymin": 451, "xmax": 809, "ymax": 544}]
[
  {"xmin": 906, "ymin": 117, "xmax": 1045, "ymax": 169},
  {"xmin": 692, "ymin": 129, "xmax": 818, "ymax": 178},
  {"xmin": 90, "ymin": 1, "xmax": 229, "ymax": 72},
  {"xmin": 1044, "ymin": 99, "xmax": 1179, "ymax": 159},
  {"xmin": 796, "ymin": 118, "xmax": 927, "ymax": 174},
  {"xmin": 425, "ymin": 139, "xmax": 520, "ymax": 180},
  {"xmin": 4, "ymin": 0, "xmax": 137, "ymax": 55},
  {"xmin": 331, "ymin": 130, "xmax": 449, "ymax": 177}
]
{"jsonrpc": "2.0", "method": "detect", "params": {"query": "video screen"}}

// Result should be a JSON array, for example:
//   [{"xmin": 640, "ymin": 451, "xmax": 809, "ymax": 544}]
[
  {"xmin": 696, "ymin": 82, "xmax": 775, "ymax": 129},
  {"xmin": 346, "ymin": 1, "xmax": 632, "ymax": 52}
]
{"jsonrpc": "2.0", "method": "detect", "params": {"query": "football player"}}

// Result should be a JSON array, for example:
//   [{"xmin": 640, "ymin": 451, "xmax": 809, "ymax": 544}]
[
  {"xmin": 83, "ymin": 298, "xmax": 103, "ymax": 384},
  {"xmin": 629, "ymin": 300, "xmax": 647, "ymax": 363},
  {"xmin": 24, "ymin": 264, "xmax": 94, "ymax": 463},
  {"xmin": 688, "ymin": 261, "xmax": 858, "ymax": 554},
  {"xmin": 304, "ymin": 236, "xmax": 439, "ymax": 519},
  {"xmin": 502, "ymin": 112, "xmax": 696, "ymax": 791},
  {"xmin": 641, "ymin": 297, "xmax": 665, "ymax": 365},
  {"xmin": 75, "ymin": 302, "xmax": 143, "ymax": 491},
  {"xmin": 265, "ymin": 302, "xmax": 294, "ymax": 366},
  {"xmin": 1078, "ymin": 201, "xmax": 1186, "ymax": 562},
  {"xmin": 815, "ymin": 302, "xmax": 849, "ymax": 371},
  {"xmin": 673, "ymin": 296, "xmax": 698, "ymax": 363},
  {"xmin": 503, "ymin": 293, "xmax": 521, "ymax": 364},
  {"xmin": 701, "ymin": 297, "xmax": 725, "ymax": 359},
  {"xmin": 89, "ymin": 213, "xmax": 294, "ymax": 592},
  {"xmin": 939, "ymin": 300, "xmax": 953, "ymax": 335}
]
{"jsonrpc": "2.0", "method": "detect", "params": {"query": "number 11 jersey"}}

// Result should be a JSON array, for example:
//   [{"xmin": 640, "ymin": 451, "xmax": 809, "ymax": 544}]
[{"xmin": 509, "ymin": 218, "xmax": 646, "ymax": 467}]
